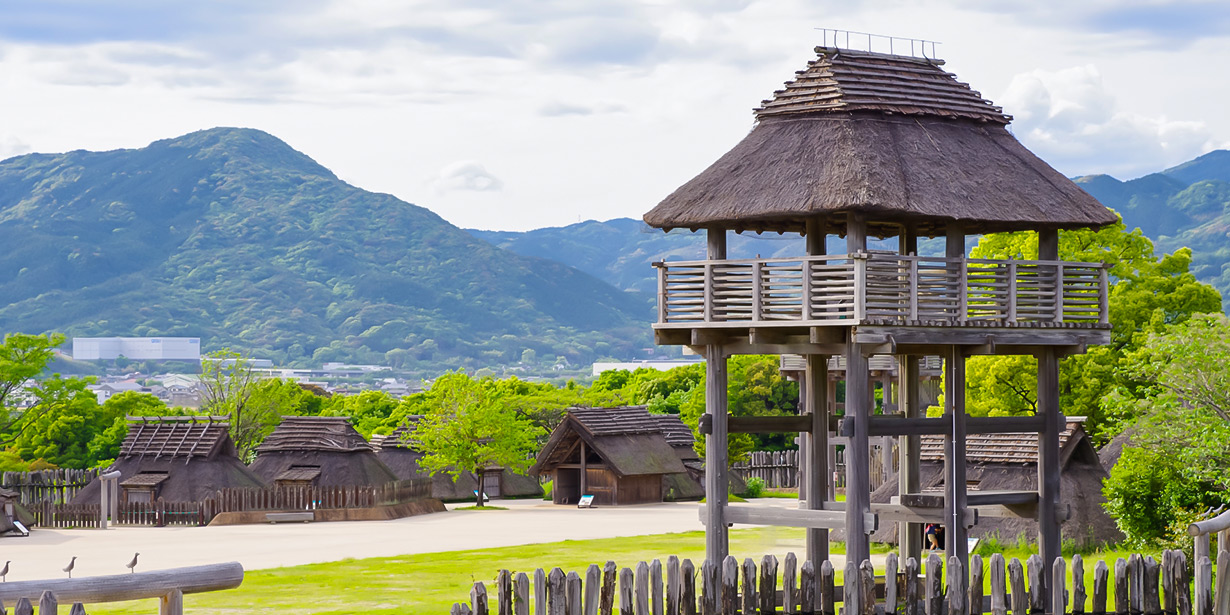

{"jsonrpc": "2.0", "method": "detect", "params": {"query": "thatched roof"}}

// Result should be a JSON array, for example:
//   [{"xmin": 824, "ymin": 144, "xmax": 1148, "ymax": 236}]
[
  {"xmin": 120, "ymin": 416, "xmax": 233, "ymax": 460},
  {"xmin": 255, "ymin": 416, "xmax": 371, "ymax": 453},
  {"xmin": 919, "ymin": 418, "xmax": 1089, "ymax": 465},
  {"xmin": 643, "ymin": 46, "xmax": 1117, "ymax": 236},
  {"xmin": 73, "ymin": 418, "xmax": 266, "ymax": 504},
  {"xmin": 532, "ymin": 407, "xmax": 687, "ymax": 477}
]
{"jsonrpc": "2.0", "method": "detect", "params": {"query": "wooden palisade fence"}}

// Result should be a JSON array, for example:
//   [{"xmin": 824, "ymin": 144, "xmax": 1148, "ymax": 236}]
[
  {"xmin": 1, "ymin": 469, "xmax": 99, "ymax": 505},
  {"xmin": 30, "ymin": 478, "xmax": 432, "ymax": 529},
  {"xmin": 732, "ymin": 452, "xmax": 799, "ymax": 489},
  {"xmin": 0, "ymin": 561, "xmax": 243, "ymax": 615},
  {"xmin": 449, "ymin": 550, "xmax": 1229, "ymax": 615}
]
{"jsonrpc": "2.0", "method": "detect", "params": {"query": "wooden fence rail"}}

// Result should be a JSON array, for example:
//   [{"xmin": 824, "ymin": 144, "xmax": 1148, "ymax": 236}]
[
  {"xmin": 1, "ymin": 469, "xmax": 99, "ymax": 505},
  {"xmin": 732, "ymin": 452, "xmax": 800, "ymax": 489},
  {"xmin": 0, "ymin": 561, "xmax": 243, "ymax": 615},
  {"xmin": 449, "ymin": 549, "xmax": 1230, "ymax": 615}
]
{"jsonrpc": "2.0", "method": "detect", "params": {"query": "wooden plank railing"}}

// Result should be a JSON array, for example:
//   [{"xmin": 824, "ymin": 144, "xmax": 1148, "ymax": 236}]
[
  {"xmin": 449, "ymin": 550, "xmax": 1221, "ymax": 615},
  {"xmin": 654, "ymin": 254, "xmax": 1111, "ymax": 328},
  {"xmin": 0, "ymin": 562, "xmax": 243, "ymax": 615}
]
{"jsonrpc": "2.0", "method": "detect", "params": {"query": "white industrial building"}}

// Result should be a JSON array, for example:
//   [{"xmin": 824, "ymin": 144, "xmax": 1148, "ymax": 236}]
[{"xmin": 72, "ymin": 337, "xmax": 202, "ymax": 361}]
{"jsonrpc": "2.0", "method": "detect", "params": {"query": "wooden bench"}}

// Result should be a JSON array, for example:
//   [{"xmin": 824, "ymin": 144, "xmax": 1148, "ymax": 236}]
[{"xmin": 265, "ymin": 512, "xmax": 314, "ymax": 524}]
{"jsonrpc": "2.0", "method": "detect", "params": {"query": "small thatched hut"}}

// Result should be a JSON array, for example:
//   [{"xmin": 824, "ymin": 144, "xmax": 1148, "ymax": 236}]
[
  {"xmin": 249, "ymin": 416, "xmax": 397, "ymax": 488},
  {"xmin": 374, "ymin": 418, "xmax": 542, "ymax": 501},
  {"xmin": 532, "ymin": 406, "xmax": 708, "ymax": 506},
  {"xmin": 73, "ymin": 416, "xmax": 266, "ymax": 505},
  {"xmin": 869, "ymin": 418, "xmax": 1122, "ymax": 548}
]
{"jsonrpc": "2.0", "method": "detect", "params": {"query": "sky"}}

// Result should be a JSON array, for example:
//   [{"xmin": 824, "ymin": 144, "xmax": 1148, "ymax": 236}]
[{"xmin": 1, "ymin": 1, "xmax": 1228, "ymax": 232}]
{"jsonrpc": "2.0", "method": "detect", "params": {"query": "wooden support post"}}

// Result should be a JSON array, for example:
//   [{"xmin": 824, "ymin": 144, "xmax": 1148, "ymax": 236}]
[
  {"xmin": 990, "ymin": 554, "xmax": 1007, "ymax": 615},
  {"xmin": 925, "ymin": 554, "xmax": 943, "ymax": 615},
  {"xmin": 517, "ymin": 573, "xmax": 532, "ymax": 615},
  {"xmin": 635, "ymin": 562, "xmax": 650, "ymax": 615},
  {"xmin": 944, "ymin": 346, "xmax": 969, "ymax": 566},
  {"xmin": 701, "ymin": 560, "xmax": 717, "ymax": 615},
  {"xmin": 784, "ymin": 553, "xmax": 798, "ymax": 615},
  {"xmin": 800, "ymin": 560, "xmax": 816, "ymax": 615},
  {"xmin": 721, "ymin": 557, "xmax": 738, "ymax": 615},
  {"xmin": 845, "ymin": 340, "xmax": 872, "ymax": 566},
  {"xmin": 807, "ymin": 219, "xmax": 827, "ymax": 257},
  {"xmin": 805, "ymin": 354, "xmax": 829, "ymax": 567},
  {"xmin": 619, "ymin": 568, "xmax": 634, "ymax": 615},
  {"xmin": 602, "ymin": 563, "xmax": 617, "ymax": 615},
  {"xmin": 704, "ymin": 345, "xmax": 729, "ymax": 564},
  {"xmin": 681, "ymin": 560, "xmax": 696, "ymax": 615},
  {"xmin": 651, "ymin": 560, "xmax": 663, "ymax": 615},
  {"xmin": 1007, "ymin": 559, "xmax": 1026, "ymax": 615},
  {"xmin": 905, "ymin": 557, "xmax": 921, "ymax": 615},
  {"xmin": 666, "ymin": 558, "xmax": 680, "ymax": 615},
  {"xmin": 580, "ymin": 441, "xmax": 588, "ymax": 498},
  {"xmin": 898, "ymin": 354, "xmax": 922, "ymax": 563},
  {"xmin": 947, "ymin": 226, "xmax": 965, "ymax": 321},
  {"xmin": 1036, "ymin": 347, "xmax": 1062, "ymax": 599},
  {"xmin": 760, "ymin": 555, "xmax": 779, "ymax": 615},
  {"xmin": 741, "ymin": 558, "xmax": 757, "ymax": 615},
  {"xmin": 819, "ymin": 560, "xmax": 834, "ymax": 615}
]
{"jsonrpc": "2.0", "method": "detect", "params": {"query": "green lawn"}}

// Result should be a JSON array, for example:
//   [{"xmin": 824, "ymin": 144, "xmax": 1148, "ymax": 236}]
[{"xmin": 84, "ymin": 528, "xmax": 1158, "ymax": 615}]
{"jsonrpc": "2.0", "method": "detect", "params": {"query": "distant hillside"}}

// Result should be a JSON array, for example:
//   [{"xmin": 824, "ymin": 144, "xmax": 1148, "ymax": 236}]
[
  {"xmin": 1075, "ymin": 150, "xmax": 1230, "ymax": 308},
  {"xmin": 0, "ymin": 128, "xmax": 652, "ymax": 372}
]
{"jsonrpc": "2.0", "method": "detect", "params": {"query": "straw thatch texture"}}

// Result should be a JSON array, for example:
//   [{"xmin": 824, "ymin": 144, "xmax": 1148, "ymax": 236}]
[
  {"xmin": 867, "ymin": 418, "xmax": 1123, "ymax": 547},
  {"xmin": 249, "ymin": 416, "xmax": 397, "ymax": 488},
  {"xmin": 73, "ymin": 417, "xmax": 266, "ymax": 504},
  {"xmin": 643, "ymin": 47, "xmax": 1116, "ymax": 235}
]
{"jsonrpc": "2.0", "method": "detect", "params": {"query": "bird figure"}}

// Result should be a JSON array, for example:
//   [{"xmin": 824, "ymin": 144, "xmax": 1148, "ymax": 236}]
[
  {"xmin": 1, "ymin": 560, "xmax": 9, "ymax": 582},
  {"xmin": 63, "ymin": 556, "xmax": 76, "ymax": 579},
  {"xmin": 126, "ymin": 553, "xmax": 139, "ymax": 574}
]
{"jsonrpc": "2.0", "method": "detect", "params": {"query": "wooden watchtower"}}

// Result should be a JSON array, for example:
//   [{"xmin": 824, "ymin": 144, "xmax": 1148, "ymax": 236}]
[{"xmin": 642, "ymin": 45, "xmax": 1116, "ymax": 593}]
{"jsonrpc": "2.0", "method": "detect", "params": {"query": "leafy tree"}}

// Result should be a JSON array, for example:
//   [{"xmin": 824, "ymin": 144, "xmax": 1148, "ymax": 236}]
[
  {"xmin": 1101, "ymin": 313, "xmax": 1230, "ymax": 544},
  {"xmin": 1, "ymin": 333, "xmax": 67, "ymax": 445},
  {"xmin": 411, "ymin": 372, "xmax": 541, "ymax": 507},
  {"xmin": 963, "ymin": 219, "xmax": 1221, "ymax": 440},
  {"xmin": 321, "ymin": 390, "xmax": 399, "ymax": 436},
  {"xmin": 10, "ymin": 377, "xmax": 113, "ymax": 468},
  {"xmin": 200, "ymin": 350, "xmax": 272, "ymax": 461}
]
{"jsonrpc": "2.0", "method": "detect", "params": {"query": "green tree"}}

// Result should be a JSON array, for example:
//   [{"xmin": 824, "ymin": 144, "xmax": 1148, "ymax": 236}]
[
  {"xmin": 11, "ymin": 377, "xmax": 114, "ymax": 468},
  {"xmin": 964, "ymin": 219, "xmax": 1221, "ymax": 440},
  {"xmin": 1, "ymin": 333, "xmax": 66, "ymax": 445},
  {"xmin": 321, "ymin": 390, "xmax": 399, "ymax": 436},
  {"xmin": 411, "ymin": 372, "xmax": 541, "ymax": 507},
  {"xmin": 200, "ymin": 350, "xmax": 271, "ymax": 461}
]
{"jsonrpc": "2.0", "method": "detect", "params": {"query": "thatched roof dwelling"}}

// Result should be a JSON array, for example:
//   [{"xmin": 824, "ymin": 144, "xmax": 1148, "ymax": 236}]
[
  {"xmin": 374, "ymin": 418, "xmax": 542, "ymax": 501},
  {"xmin": 869, "ymin": 418, "xmax": 1122, "ymax": 547},
  {"xmin": 642, "ymin": 47, "xmax": 1117, "ymax": 237},
  {"xmin": 249, "ymin": 416, "xmax": 397, "ymax": 488},
  {"xmin": 73, "ymin": 416, "xmax": 266, "ymax": 505},
  {"xmin": 532, "ymin": 407, "xmax": 707, "ymax": 505}
]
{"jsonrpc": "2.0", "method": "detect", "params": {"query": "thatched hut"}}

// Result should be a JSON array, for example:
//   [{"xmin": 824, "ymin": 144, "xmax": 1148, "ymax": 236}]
[
  {"xmin": 869, "ymin": 418, "xmax": 1122, "ymax": 548},
  {"xmin": 374, "ymin": 418, "xmax": 542, "ymax": 501},
  {"xmin": 249, "ymin": 416, "xmax": 397, "ymax": 488},
  {"xmin": 532, "ymin": 406, "xmax": 709, "ymax": 506},
  {"xmin": 73, "ymin": 416, "xmax": 266, "ymax": 505}
]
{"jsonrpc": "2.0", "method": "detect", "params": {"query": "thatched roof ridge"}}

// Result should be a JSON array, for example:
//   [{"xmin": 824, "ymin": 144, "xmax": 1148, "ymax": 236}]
[
  {"xmin": 643, "ymin": 48, "xmax": 1117, "ymax": 236},
  {"xmin": 120, "ymin": 415, "xmax": 232, "ymax": 460},
  {"xmin": 755, "ymin": 47, "xmax": 1008, "ymax": 124},
  {"xmin": 653, "ymin": 414, "xmax": 695, "ymax": 449},
  {"xmin": 256, "ymin": 416, "xmax": 370, "ymax": 453},
  {"xmin": 919, "ymin": 417, "xmax": 1088, "ymax": 465},
  {"xmin": 378, "ymin": 417, "xmax": 422, "ymax": 451}
]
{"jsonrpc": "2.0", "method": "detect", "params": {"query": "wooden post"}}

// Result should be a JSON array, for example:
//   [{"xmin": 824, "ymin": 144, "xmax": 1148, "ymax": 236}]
[
  {"xmin": 948, "ymin": 557, "xmax": 967, "ymax": 615},
  {"xmin": 819, "ymin": 560, "xmax": 834, "ymax": 615},
  {"xmin": 681, "ymin": 560, "xmax": 697, "ymax": 615},
  {"xmin": 517, "ymin": 573, "xmax": 532, "ymax": 615},
  {"xmin": 1007, "ymin": 559, "xmax": 1026, "ymax": 615},
  {"xmin": 635, "ymin": 562, "xmax": 650, "ymax": 615},
  {"xmin": 39, "ymin": 592, "xmax": 57, "ymax": 615},
  {"xmin": 759, "ymin": 555, "xmax": 778, "ymax": 615},
  {"xmin": 742, "ymin": 558, "xmax": 757, "ymax": 615},
  {"xmin": 651, "ymin": 560, "xmax": 664, "ymax": 615},
  {"xmin": 14, "ymin": 598, "xmax": 31, "ymax": 615},
  {"xmin": 602, "ymin": 563, "xmax": 617, "ymax": 615},
  {"xmin": 1092, "ymin": 561, "xmax": 1108, "ymax": 615},
  {"xmin": 906, "ymin": 557, "xmax": 921, "ymax": 615},
  {"xmin": 800, "ymin": 560, "xmax": 816, "ymax": 615},
  {"xmin": 1114, "ymin": 559, "xmax": 1128, "ymax": 615},
  {"xmin": 499, "ymin": 570, "xmax": 513, "ymax": 615},
  {"xmin": 1196, "ymin": 556, "xmax": 1213, "ymax": 615},
  {"xmin": 1052, "ymin": 558, "xmax": 1068, "ymax": 615},
  {"xmin": 844, "ymin": 562, "xmax": 860, "ymax": 615},
  {"xmin": 537, "ymin": 569, "xmax": 548, "ymax": 615},
  {"xmin": 944, "ymin": 346, "xmax": 969, "ymax": 566},
  {"xmin": 580, "ymin": 441, "xmax": 588, "ymax": 498},
  {"xmin": 990, "ymin": 554, "xmax": 1007, "ymax": 615},
  {"xmin": 970, "ymin": 554, "xmax": 985, "ymax": 615},
  {"xmin": 701, "ymin": 560, "xmax": 717, "ymax": 615},
  {"xmin": 860, "ymin": 561, "xmax": 876, "ymax": 615},
  {"xmin": 475, "ymin": 583, "xmax": 492, "ymax": 615},
  {"xmin": 784, "ymin": 553, "xmax": 798, "ymax": 615},
  {"xmin": 1212, "ymin": 551, "xmax": 1228, "ymax": 615},
  {"xmin": 926, "ymin": 554, "xmax": 943, "ymax": 615},
  {"xmin": 551, "ymin": 570, "xmax": 569, "ymax": 615},
  {"xmin": 1144, "ymin": 557, "xmax": 1161, "ymax": 615},
  {"xmin": 1036, "ymin": 347, "xmax": 1062, "ymax": 598},
  {"xmin": 845, "ymin": 216, "xmax": 872, "ymax": 567},
  {"xmin": 705, "ymin": 345, "xmax": 729, "ymax": 564},
  {"xmin": 1026, "ymin": 555, "xmax": 1044, "ymax": 615},
  {"xmin": 1073, "ymin": 555, "xmax": 1086, "ymax": 615},
  {"xmin": 886, "ymin": 553, "xmax": 900, "ymax": 615},
  {"xmin": 666, "ymin": 558, "xmax": 680, "ymax": 615},
  {"xmin": 620, "ymin": 568, "xmax": 635, "ymax": 615},
  {"xmin": 585, "ymin": 567, "xmax": 601, "ymax": 615},
  {"xmin": 805, "ymin": 353, "xmax": 830, "ymax": 567},
  {"xmin": 722, "ymin": 557, "xmax": 739, "ymax": 615},
  {"xmin": 898, "ymin": 353, "xmax": 922, "ymax": 562},
  {"xmin": 569, "ymin": 573, "xmax": 584, "ymax": 615}
]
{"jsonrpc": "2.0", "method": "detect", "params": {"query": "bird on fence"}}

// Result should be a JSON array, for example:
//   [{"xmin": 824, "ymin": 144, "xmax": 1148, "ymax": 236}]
[
  {"xmin": 1, "ymin": 560, "xmax": 8, "ymax": 582},
  {"xmin": 126, "ymin": 553, "xmax": 139, "ymax": 574},
  {"xmin": 63, "ymin": 556, "xmax": 77, "ymax": 579}
]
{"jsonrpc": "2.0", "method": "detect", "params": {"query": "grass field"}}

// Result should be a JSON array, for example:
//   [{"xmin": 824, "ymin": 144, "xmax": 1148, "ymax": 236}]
[{"xmin": 85, "ymin": 528, "xmax": 1159, "ymax": 615}]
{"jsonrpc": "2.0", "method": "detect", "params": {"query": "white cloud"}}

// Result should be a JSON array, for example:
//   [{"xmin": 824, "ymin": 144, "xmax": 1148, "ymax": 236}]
[
  {"xmin": 0, "ymin": 135, "xmax": 31, "ymax": 160},
  {"xmin": 430, "ymin": 161, "xmax": 504, "ymax": 194},
  {"xmin": 1000, "ymin": 65, "xmax": 1224, "ymax": 178}
]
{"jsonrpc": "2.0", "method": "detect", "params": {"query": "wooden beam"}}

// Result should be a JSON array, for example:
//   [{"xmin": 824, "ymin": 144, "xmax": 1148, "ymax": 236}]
[
  {"xmin": 699, "ymin": 504, "xmax": 876, "ymax": 531},
  {"xmin": 854, "ymin": 415, "xmax": 1047, "ymax": 437},
  {"xmin": 708, "ymin": 228, "xmax": 727, "ymax": 260},
  {"xmin": 0, "ymin": 563, "xmax": 244, "ymax": 605},
  {"xmin": 700, "ymin": 414, "xmax": 841, "ymax": 435},
  {"xmin": 902, "ymin": 491, "xmax": 1039, "ymax": 508}
]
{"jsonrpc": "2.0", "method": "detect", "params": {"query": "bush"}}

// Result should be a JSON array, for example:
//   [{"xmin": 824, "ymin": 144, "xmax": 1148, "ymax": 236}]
[
  {"xmin": 1103, "ymin": 446, "xmax": 1229, "ymax": 546},
  {"xmin": 743, "ymin": 477, "xmax": 765, "ymax": 499},
  {"xmin": 541, "ymin": 480, "xmax": 553, "ymax": 501}
]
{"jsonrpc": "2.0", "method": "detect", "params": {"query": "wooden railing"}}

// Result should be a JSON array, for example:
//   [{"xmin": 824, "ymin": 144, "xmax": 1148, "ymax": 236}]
[
  {"xmin": 655, "ymin": 254, "xmax": 1110, "ymax": 328},
  {"xmin": 0, "ymin": 562, "xmax": 243, "ymax": 615},
  {"xmin": 449, "ymin": 550, "xmax": 1223, "ymax": 615}
]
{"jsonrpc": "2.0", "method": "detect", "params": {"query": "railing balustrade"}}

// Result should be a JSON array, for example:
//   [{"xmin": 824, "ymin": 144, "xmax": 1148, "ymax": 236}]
[{"xmin": 655, "ymin": 254, "xmax": 1110, "ymax": 328}]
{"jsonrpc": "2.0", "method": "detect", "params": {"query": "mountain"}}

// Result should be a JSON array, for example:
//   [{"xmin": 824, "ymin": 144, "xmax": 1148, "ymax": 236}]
[
  {"xmin": 1075, "ymin": 150, "xmax": 1230, "ymax": 307},
  {"xmin": 0, "ymin": 128, "xmax": 652, "ymax": 372}
]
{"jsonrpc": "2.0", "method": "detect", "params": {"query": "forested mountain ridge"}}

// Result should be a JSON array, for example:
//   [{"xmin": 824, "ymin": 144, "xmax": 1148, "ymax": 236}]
[
  {"xmin": 0, "ymin": 127, "xmax": 651, "ymax": 371},
  {"xmin": 473, "ymin": 150, "xmax": 1230, "ymax": 308}
]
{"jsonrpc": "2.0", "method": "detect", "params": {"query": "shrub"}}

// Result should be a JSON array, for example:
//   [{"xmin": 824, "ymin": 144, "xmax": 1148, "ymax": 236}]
[
  {"xmin": 541, "ymin": 480, "xmax": 553, "ymax": 501},
  {"xmin": 743, "ymin": 477, "xmax": 765, "ymax": 499}
]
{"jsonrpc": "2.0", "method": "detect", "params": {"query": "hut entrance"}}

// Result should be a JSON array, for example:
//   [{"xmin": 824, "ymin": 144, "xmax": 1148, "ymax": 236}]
[
  {"xmin": 554, "ymin": 468, "xmax": 581, "ymax": 505},
  {"xmin": 481, "ymin": 471, "xmax": 502, "ymax": 498},
  {"xmin": 275, "ymin": 465, "xmax": 322, "ymax": 488},
  {"xmin": 120, "ymin": 472, "xmax": 168, "ymax": 504}
]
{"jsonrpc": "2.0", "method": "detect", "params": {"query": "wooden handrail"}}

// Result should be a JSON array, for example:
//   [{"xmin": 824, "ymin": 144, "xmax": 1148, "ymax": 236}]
[
  {"xmin": 1189, "ymin": 509, "xmax": 1230, "ymax": 536},
  {"xmin": 0, "ymin": 562, "xmax": 242, "ymax": 606}
]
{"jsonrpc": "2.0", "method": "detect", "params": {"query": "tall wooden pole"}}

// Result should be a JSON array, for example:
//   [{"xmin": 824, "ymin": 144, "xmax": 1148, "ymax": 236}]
[
  {"xmin": 943, "ymin": 346, "xmax": 969, "ymax": 565},
  {"xmin": 1037, "ymin": 228, "xmax": 1061, "ymax": 600},
  {"xmin": 896, "ymin": 224, "xmax": 921, "ymax": 561},
  {"xmin": 704, "ymin": 227, "xmax": 729, "ymax": 564},
  {"xmin": 805, "ymin": 354, "xmax": 829, "ymax": 566},
  {"xmin": 580, "ymin": 440, "xmax": 588, "ymax": 498},
  {"xmin": 844, "ymin": 212, "xmax": 871, "ymax": 566}
]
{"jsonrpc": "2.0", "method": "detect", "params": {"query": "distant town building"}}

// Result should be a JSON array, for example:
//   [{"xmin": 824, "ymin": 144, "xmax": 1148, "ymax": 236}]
[
  {"xmin": 591, "ymin": 359, "xmax": 702, "ymax": 377},
  {"xmin": 72, "ymin": 337, "xmax": 202, "ymax": 361}
]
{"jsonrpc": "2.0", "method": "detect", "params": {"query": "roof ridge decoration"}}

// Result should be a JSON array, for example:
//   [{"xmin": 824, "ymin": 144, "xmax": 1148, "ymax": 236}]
[
  {"xmin": 256, "ymin": 415, "xmax": 372, "ymax": 454},
  {"xmin": 119, "ymin": 416, "xmax": 231, "ymax": 461},
  {"xmin": 754, "ymin": 46, "xmax": 1009, "ymax": 124}
]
